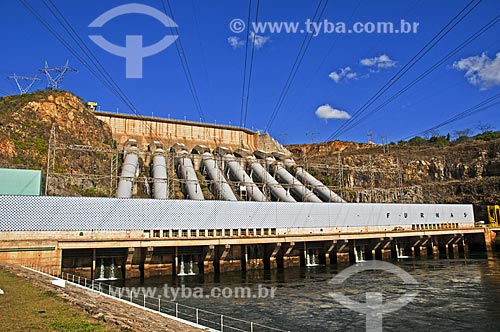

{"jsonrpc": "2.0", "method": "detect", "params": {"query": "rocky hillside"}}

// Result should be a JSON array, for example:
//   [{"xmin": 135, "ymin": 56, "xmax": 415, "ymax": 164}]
[
  {"xmin": 0, "ymin": 90, "xmax": 113, "ymax": 196},
  {"xmin": 288, "ymin": 138, "xmax": 500, "ymax": 220},
  {"xmin": 2, "ymin": 90, "xmax": 500, "ymax": 220}
]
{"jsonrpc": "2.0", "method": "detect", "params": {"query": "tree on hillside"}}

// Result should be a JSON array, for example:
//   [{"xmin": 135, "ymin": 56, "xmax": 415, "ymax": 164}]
[
  {"xmin": 477, "ymin": 122, "xmax": 493, "ymax": 133},
  {"xmin": 453, "ymin": 128, "xmax": 472, "ymax": 139}
]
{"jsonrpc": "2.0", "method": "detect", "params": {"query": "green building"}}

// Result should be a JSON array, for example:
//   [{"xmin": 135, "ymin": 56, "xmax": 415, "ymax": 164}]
[{"xmin": 0, "ymin": 168, "xmax": 42, "ymax": 196}]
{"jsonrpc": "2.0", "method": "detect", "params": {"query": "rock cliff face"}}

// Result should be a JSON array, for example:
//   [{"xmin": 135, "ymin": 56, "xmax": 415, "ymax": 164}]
[
  {"xmin": 0, "ymin": 90, "xmax": 113, "ymax": 196},
  {"xmin": 3, "ymin": 91, "xmax": 500, "ymax": 220},
  {"xmin": 288, "ymin": 140, "xmax": 500, "ymax": 220}
]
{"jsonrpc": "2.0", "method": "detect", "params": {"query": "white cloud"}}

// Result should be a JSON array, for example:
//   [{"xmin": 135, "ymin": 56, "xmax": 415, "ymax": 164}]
[
  {"xmin": 315, "ymin": 104, "xmax": 351, "ymax": 120},
  {"xmin": 250, "ymin": 32, "xmax": 270, "ymax": 49},
  {"xmin": 227, "ymin": 36, "xmax": 244, "ymax": 49},
  {"xmin": 227, "ymin": 33, "xmax": 270, "ymax": 50},
  {"xmin": 360, "ymin": 54, "xmax": 396, "ymax": 69},
  {"xmin": 453, "ymin": 52, "xmax": 500, "ymax": 90},
  {"xmin": 328, "ymin": 66, "xmax": 358, "ymax": 83}
]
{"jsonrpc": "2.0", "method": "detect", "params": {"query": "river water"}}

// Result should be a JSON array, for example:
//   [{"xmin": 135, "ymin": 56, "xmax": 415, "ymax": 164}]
[{"xmin": 122, "ymin": 253, "xmax": 500, "ymax": 332}]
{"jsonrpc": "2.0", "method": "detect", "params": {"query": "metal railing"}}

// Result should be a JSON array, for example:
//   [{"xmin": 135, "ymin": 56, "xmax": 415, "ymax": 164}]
[{"xmin": 23, "ymin": 263, "xmax": 289, "ymax": 332}]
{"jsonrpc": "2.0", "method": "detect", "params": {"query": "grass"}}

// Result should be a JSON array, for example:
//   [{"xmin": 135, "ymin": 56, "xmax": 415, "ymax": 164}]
[{"xmin": 0, "ymin": 268, "xmax": 116, "ymax": 332}]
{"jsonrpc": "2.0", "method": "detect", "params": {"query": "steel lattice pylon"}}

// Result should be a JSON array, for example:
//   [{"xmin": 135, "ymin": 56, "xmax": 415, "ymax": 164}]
[
  {"xmin": 7, "ymin": 73, "xmax": 41, "ymax": 94},
  {"xmin": 40, "ymin": 60, "xmax": 77, "ymax": 89}
]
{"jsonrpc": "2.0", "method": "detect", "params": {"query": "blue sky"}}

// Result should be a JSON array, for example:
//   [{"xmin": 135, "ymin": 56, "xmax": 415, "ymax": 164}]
[{"xmin": 1, "ymin": 0, "xmax": 500, "ymax": 145}]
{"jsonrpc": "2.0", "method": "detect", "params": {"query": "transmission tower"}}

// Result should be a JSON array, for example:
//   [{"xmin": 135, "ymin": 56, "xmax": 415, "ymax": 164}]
[
  {"xmin": 40, "ymin": 60, "xmax": 77, "ymax": 89},
  {"xmin": 7, "ymin": 73, "xmax": 41, "ymax": 94}
]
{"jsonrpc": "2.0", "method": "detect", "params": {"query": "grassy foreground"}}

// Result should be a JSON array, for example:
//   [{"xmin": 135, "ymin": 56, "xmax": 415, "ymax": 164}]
[{"xmin": 0, "ymin": 267, "xmax": 114, "ymax": 332}]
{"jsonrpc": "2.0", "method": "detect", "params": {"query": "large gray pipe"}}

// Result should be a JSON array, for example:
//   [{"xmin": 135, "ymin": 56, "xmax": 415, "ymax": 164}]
[
  {"xmin": 116, "ymin": 152, "xmax": 139, "ymax": 198},
  {"xmin": 152, "ymin": 150, "xmax": 168, "ymax": 199},
  {"xmin": 292, "ymin": 162, "xmax": 345, "ymax": 203},
  {"xmin": 249, "ymin": 158, "xmax": 296, "ymax": 202},
  {"xmin": 177, "ymin": 152, "xmax": 204, "ymax": 200},
  {"xmin": 202, "ymin": 153, "xmax": 238, "ymax": 201},
  {"xmin": 270, "ymin": 161, "xmax": 322, "ymax": 203},
  {"xmin": 224, "ymin": 154, "xmax": 267, "ymax": 201}
]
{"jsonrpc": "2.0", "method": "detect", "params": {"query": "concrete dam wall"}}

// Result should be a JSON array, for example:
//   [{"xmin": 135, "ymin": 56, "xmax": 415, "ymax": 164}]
[{"xmin": 95, "ymin": 111, "xmax": 287, "ymax": 153}]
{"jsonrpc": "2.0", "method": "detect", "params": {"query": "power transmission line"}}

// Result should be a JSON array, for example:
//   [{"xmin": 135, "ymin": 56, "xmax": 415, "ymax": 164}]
[
  {"xmin": 242, "ymin": 0, "xmax": 261, "ymax": 128},
  {"xmin": 19, "ymin": 0, "xmax": 134, "ymax": 110},
  {"xmin": 21, "ymin": 0, "xmax": 170, "ymax": 148},
  {"xmin": 39, "ymin": 0, "xmax": 144, "ymax": 115},
  {"xmin": 239, "ymin": 0, "xmax": 253, "ymax": 128},
  {"xmin": 325, "ymin": 0, "xmax": 481, "ymax": 141},
  {"xmin": 264, "ymin": 0, "xmax": 330, "ymax": 132},
  {"xmin": 336, "ymin": 9, "xmax": 500, "ymax": 137},
  {"xmin": 161, "ymin": 0, "xmax": 206, "ymax": 122},
  {"xmin": 404, "ymin": 92, "xmax": 500, "ymax": 140}
]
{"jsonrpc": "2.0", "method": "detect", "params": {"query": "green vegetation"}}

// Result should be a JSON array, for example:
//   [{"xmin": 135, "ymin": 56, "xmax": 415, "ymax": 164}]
[
  {"xmin": 83, "ymin": 187, "xmax": 107, "ymax": 197},
  {"xmin": 400, "ymin": 130, "xmax": 500, "ymax": 147},
  {"xmin": 0, "ymin": 267, "xmax": 116, "ymax": 332},
  {"xmin": 475, "ymin": 131, "xmax": 500, "ymax": 141},
  {"xmin": 428, "ymin": 135, "xmax": 450, "ymax": 147}
]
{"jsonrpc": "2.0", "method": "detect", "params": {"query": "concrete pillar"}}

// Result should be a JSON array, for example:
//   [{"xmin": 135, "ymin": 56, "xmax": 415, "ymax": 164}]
[
  {"xmin": 203, "ymin": 245, "xmax": 215, "ymax": 274},
  {"xmin": 246, "ymin": 245, "xmax": 264, "ymax": 271},
  {"xmin": 283, "ymin": 242, "xmax": 300, "ymax": 268},
  {"xmin": 265, "ymin": 243, "xmax": 281, "ymax": 270},
  {"xmin": 335, "ymin": 241, "xmax": 350, "ymax": 264},
  {"xmin": 450, "ymin": 243, "xmax": 459, "ymax": 258},
  {"xmin": 324, "ymin": 241, "xmax": 336, "ymax": 265},
  {"xmin": 91, "ymin": 248, "xmax": 96, "ymax": 280},
  {"xmin": 124, "ymin": 247, "xmax": 141, "ymax": 279},
  {"xmin": 458, "ymin": 237, "xmax": 467, "ymax": 258},
  {"xmin": 375, "ymin": 239, "xmax": 392, "ymax": 260},
  {"xmin": 219, "ymin": 245, "xmax": 241, "ymax": 272},
  {"xmin": 143, "ymin": 246, "xmax": 154, "ymax": 278},
  {"xmin": 418, "ymin": 237, "xmax": 429, "ymax": 258}
]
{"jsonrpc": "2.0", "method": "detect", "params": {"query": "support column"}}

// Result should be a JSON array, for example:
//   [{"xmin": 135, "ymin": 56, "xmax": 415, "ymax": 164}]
[
  {"xmin": 324, "ymin": 241, "xmax": 336, "ymax": 265},
  {"xmin": 283, "ymin": 242, "xmax": 300, "ymax": 268},
  {"xmin": 203, "ymin": 245, "xmax": 215, "ymax": 274},
  {"xmin": 458, "ymin": 235, "xmax": 467, "ymax": 258},
  {"xmin": 375, "ymin": 238, "xmax": 392, "ymax": 260},
  {"xmin": 124, "ymin": 247, "xmax": 141, "ymax": 279},
  {"xmin": 336, "ymin": 241, "xmax": 350, "ymax": 264},
  {"xmin": 410, "ymin": 238, "xmax": 423, "ymax": 257},
  {"xmin": 219, "ymin": 245, "xmax": 241, "ymax": 272},
  {"xmin": 143, "ymin": 246, "xmax": 154, "ymax": 279},
  {"xmin": 91, "ymin": 249, "xmax": 96, "ymax": 280},
  {"xmin": 449, "ymin": 235, "xmax": 462, "ymax": 258},
  {"xmin": 428, "ymin": 237, "xmax": 439, "ymax": 258},
  {"xmin": 246, "ymin": 245, "xmax": 264, "ymax": 271},
  {"xmin": 266, "ymin": 243, "xmax": 281, "ymax": 270},
  {"xmin": 419, "ymin": 237, "xmax": 429, "ymax": 258}
]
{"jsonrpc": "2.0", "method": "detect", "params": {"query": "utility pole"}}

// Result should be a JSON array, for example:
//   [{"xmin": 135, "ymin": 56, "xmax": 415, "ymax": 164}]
[
  {"xmin": 367, "ymin": 131, "xmax": 373, "ymax": 144},
  {"xmin": 381, "ymin": 135, "xmax": 389, "ymax": 153},
  {"xmin": 40, "ymin": 60, "xmax": 77, "ymax": 89},
  {"xmin": 305, "ymin": 132, "xmax": 318, "ymax": 171},
  {"xmin": 45, "ymin": 124, "xmax": 56, "ymax": 195},
  {"xmin": 7, "ymin": 73, "xmax": 41, "ymax": 94}
]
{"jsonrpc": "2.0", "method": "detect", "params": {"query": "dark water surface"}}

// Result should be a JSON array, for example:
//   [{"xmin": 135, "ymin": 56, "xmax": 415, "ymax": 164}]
[{"xmin": 123, "ymin": 253, "xmax": 500, "ymax": 331}]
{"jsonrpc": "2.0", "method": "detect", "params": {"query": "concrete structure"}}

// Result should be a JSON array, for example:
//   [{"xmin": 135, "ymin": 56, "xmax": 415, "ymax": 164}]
[
  {"xmin": 1, "ymin": 114, "xmax": 495, "ymax": 281},
  {"xmin": 0, "ymin": 195, "xmax": 489, "ymax": 280},
  {"xmin": 96, "ymin": 112, "xmax": 271, "ymax": 152}
]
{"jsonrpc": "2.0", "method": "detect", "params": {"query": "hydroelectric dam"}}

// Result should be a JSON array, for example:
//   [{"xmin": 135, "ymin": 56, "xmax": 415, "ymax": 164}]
[{"xmin": 0, "ymin": 112, "xmax": 494, "ymax": 280}]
